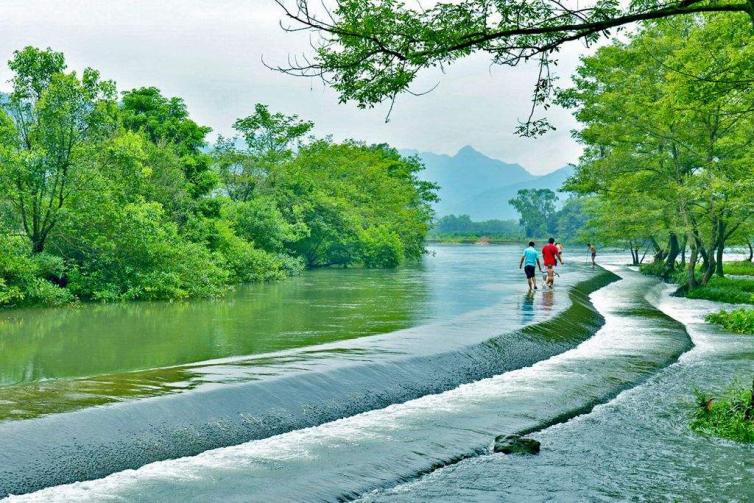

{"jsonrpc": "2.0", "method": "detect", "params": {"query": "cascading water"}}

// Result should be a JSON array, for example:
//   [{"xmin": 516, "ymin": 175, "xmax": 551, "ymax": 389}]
[
  {"xmin": 0, "ymin": 246, "xmax": 608, "ymax": 497},
  {"xmin": 5, "ymin": 262, "xmax": 696, "ymax": 502}
]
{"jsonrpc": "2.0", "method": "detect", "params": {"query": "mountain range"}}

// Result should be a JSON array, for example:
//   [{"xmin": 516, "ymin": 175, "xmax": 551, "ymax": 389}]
[{"xmin": 402, "ymin": 145, "xmax": 575, "ymax": 220}]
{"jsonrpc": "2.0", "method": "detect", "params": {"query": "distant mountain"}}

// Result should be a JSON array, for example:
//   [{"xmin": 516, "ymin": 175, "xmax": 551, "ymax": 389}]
[{"xmin": 402, "ymin": 146, "xmax": 574, "ymax": 220}]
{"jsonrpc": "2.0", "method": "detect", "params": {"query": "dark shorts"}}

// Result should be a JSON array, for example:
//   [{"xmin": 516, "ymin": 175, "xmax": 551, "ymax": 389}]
[{"xmin": 524, "ymin": 265, "xmax": 536, "ymax": 279}]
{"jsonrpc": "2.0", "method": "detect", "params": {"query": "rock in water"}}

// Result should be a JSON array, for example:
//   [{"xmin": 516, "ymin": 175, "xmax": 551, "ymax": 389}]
[{"xmin": 493, "ymin": 434, "xmax": 541, "ymax": 455}]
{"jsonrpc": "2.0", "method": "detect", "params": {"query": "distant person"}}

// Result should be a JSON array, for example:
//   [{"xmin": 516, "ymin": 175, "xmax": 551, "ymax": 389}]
[
  {"xmin": 588, "ymin": 243, "xmax": 597, "ymax": 267},
  {"xmin": 519, "ymin": 241, "xmax": 543, "ymax": 291},
  {"xmin": 556, "ymin": 242, "xmax": 564, "ymax": 255},
  {"xmin": 542, "ymin": 237, "xmax": 563, "ymax": 287}
]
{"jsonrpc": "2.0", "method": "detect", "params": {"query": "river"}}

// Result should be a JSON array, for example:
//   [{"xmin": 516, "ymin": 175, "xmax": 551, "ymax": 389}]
[{"xmin": 1, "ymin": 246, "xmax": 752, "ymax": 500}]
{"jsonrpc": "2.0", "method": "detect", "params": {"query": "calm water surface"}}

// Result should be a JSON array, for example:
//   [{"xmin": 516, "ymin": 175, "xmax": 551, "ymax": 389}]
[{"xmin": 0, "ymin": 245, "xmax": 525, "ymax": 419}]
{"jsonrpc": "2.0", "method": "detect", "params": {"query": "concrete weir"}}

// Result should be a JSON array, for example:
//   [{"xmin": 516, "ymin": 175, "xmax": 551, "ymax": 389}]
[{"xmin": 0, "ymin": 270, "xmax": 617, "ymax": 497}]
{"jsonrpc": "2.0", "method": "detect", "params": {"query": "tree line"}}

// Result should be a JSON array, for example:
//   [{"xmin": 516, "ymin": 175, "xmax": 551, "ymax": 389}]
[{"xmin": 0, "ymin": 47, "xmax": 437, "ymax": 306}]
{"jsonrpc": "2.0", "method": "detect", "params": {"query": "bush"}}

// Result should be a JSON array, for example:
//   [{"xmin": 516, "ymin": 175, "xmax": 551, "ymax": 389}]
[
  {"xmin": 62, "ymin": 202, "xmax": 229, "ymax": 301},
  {"xmin": 0, "ymin": 235, "xmax": 75, "ymax": 306},
  {"xmin": 691, "ymin": 383, "xmax": 754, "ymax": 443},
  {"xmin": 706, "ymin": 309, "xmax": 754, "ymax": 334},
  {"xmin": 360, "ymin": 226, "xmax": 404, "ymax": 268},
  {"xmin": 214, "ymin": 220, "xmax": 289, "ymax": 283},
  {"xmin": 639, "ymin": 261, "xmax": 666, "ymax": 277}
]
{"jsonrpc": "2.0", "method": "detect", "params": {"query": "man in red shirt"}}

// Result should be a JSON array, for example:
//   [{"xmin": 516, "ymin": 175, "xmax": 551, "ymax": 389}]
[{"xmin": 542, "ymin": 237, "xmax": 563, "ymax": 288}]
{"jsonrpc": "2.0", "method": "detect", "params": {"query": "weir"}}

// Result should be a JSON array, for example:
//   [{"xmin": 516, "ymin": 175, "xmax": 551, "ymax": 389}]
[
  {"xmin": 0, "ymin": 269, "xmax": 616, "ymax": 497},
  {"xmin": 9, "ymin": 265, "xmax": 693, "ymax": 502}
]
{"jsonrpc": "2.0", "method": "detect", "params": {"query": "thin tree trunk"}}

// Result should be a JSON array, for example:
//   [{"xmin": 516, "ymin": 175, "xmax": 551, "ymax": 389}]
[
  {"xmin": 748, "ymin": 240, "xmax": 753, "ymax": 262},
  {"xmin": 715, "ymin": 221, "xmax": 725, "ymax": 277}
]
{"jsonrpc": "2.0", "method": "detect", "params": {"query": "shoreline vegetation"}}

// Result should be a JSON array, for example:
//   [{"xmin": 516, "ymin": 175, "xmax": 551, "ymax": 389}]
[
  {"xmin": 0, "ymin": 47, "xmax": 437, "ymax": 308},
  {"xmin": 640, "ymin": 259, "xmax": 754, "ymax": 335},
  {"xmin": 692, "ymin": 380, "xmax": 754, "ymax": 444}
]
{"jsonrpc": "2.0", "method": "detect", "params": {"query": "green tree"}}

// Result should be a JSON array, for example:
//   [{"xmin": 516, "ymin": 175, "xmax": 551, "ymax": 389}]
[
  {"xmin": 274, "ymin": 0, "xmax": 754, "ymax": 134},
  {"xmin": 278, "ymin": 141, "xmax": 436, "ymax": 267},
  {"xmin": 214, "ymin": 104, "xmax": 314, "ymax": 202},
  {"xmin": 120, "ymin": 87, "xmax": 216, "ymax": 198},
  {"xmin": 509, "ymin": 188, "xmax": 558, "ymax": 237},
  {"xmin": 0, "ymin": 47, "xmax": 116, "ymax": 252},
  {"xmin": 561, "ymin": 15, "xmax": 754, "ymax": 286}
]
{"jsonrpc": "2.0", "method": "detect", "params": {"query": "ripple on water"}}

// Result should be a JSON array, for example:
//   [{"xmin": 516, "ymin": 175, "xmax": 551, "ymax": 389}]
[
  {"xmin": 8, "ymin": 265, "xmax": 695, "ymax": 502},
  {"xmin": 365, "ymin": 269, "xmax": 754, "ymax": 502}
]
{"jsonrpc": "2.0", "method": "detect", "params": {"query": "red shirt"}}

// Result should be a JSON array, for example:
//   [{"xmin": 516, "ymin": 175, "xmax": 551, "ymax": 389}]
[{"xmin": 542, "ymin": 244, "xmax": 560, "ymax": 266}]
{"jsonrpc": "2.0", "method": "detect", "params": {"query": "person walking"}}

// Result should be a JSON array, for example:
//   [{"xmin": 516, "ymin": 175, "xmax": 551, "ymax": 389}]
[
  {"xmin": 542, "ymin": 237, "xmax": 563, "ymax": 288},
  {"xmin": 587, "ymin": 243, "xmax": 597, "ymax": 267},
  {"xmin": 519, "ymin": 241, "xmax": 543, "ymax": 291}
]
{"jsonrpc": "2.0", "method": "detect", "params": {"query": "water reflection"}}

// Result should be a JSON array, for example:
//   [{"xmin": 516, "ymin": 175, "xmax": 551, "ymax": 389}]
[
  {"xmin": 540, "ymin": 289, "xmax": 555, "ymax": 313},
  {"xmin": 520, "ymin": 291, "xmax": 536, "ymax": 324}
]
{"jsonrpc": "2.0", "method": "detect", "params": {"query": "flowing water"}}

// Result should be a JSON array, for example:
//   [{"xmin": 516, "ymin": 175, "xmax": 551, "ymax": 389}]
[
  {"xmin": 0, "ymin": 245, "xmax": 602, "ymax": 497},
  {"xmin": 2, "ymin": 247, "xmax": 752, "ymax": 501}
]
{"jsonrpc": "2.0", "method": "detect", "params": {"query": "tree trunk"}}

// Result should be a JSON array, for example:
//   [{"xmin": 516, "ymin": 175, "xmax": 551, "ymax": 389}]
[
  {"xmin": 715, "ymin": 221, "xmax": 725, "ymax": 277},
  {"xmin": 748, "ymin": 240, "xmax": 753, "ymax": 262},
  {"xmin": 687, "ymin": 243, "xmax": 699, "ymax": 290},
  {"xmin": 715, "ymin": 241, "xmax": 724, "ymax": 277},
  {"xmin": 31, "ymin": 237, "xmax": 44, "ymax": 253},
  {"xmin": 680, "ymin": 235, "xmax": 687, "ymax": 267},
  {"xmin": 663, "ymin": 233, "xmax": 680, "ymax": 279},
  {"xmin": 650, "ymin": 236, "xmax": 666, "ymax": 262}
]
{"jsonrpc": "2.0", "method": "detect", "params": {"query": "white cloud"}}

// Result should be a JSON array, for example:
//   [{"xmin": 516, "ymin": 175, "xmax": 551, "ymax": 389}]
[{"xmin": 0, "ymin": 0, "xmax": 590, "ymax": 174}]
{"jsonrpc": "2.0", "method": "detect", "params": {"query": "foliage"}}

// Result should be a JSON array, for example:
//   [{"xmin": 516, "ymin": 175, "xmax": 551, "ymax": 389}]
[
  {"xmin": 691, "ymin": 383, "xmax": 754, "ymax": 443},
  {"xmin": 0, "ymin": 49, "xmax": 436, "ymax": 307},
  {"xmin": 561, "ymin": 15, "xmax": 754, "ymax": 288},
  {"xmin": 359, "ymin": 225, "xmax": 404, "ymax": 268},
  {"xmin": 277, "ymin": 141, "xmax": 437, "ymax": 267},
  {"xmin": 0, "ymin": 234, "xmax": 74, "ymax": 306},
  {"xmin": 59, "ymin": 201, "xmax": 229, "ymax": 301},
  {"xmin": 429, "ymin": 214, "xmax": 520, "ymax": 238},
  {"xmin": 705, "ymin": 309, "xmax": 754, "ymax": 334},
  {"xmin": 0, "ymin": 46, "xmax": 117, "ymax": 253},
  {"xmin": 120, "ymin": 87, "xmax": 216, "ymax": 198},
  {"xmin": 509, "ymin": 188, "xmax": 558, "ymax": 238},
  {"xmin": 274, "ymin": 0, "xmax": 754, "ymax": 135}
]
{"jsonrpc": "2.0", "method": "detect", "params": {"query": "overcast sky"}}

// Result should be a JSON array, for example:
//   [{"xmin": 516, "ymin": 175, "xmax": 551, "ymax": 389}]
[{"xmin": 0, "ymin": 0, "xmax": 592, "ymax": 174}]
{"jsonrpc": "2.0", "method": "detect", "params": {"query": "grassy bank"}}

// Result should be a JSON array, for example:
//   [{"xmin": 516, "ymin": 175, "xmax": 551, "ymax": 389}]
[
  {"xmin": 691, "ymin": 382, "xmax": 754, "ymax": 443},
  {"xmin": 724, "ymin": 261, "xmax": 754, "ymax": 276},
  {"xmin": 686, "ymin": 277, "xmax": 754, "ymax": 304}
]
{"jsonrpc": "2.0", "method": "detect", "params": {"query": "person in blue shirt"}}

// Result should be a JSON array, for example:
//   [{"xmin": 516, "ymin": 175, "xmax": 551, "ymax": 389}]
[{"xmin": 519, "ymin": 241, "xmax": 543, "ymax": 290}]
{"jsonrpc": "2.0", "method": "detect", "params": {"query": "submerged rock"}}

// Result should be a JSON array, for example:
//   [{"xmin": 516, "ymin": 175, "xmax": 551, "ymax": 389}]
[{"xmin": 494, "ymin": 434, "xmax": 541, "ymax": 455}]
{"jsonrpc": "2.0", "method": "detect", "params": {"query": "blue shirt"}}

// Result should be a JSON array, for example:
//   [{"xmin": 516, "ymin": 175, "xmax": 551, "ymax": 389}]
[{"xmin": 522, "ymin": 247, "xmax": 538, "ymax": 267}]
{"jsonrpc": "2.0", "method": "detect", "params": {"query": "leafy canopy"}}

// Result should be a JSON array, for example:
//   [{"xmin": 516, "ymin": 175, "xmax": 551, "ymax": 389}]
[{"xmin": 274, "ymin": 0, "xmax": 754, "ymax": 135}]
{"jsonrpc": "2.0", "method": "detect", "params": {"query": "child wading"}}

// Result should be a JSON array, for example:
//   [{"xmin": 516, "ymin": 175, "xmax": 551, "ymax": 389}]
[{"xmin": 519, "ymin": 241, "xmax": 543, "ymax": 290}]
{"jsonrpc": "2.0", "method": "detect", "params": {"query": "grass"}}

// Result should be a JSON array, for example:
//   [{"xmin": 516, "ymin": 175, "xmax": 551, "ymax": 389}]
[
  {"xmin": 685, "ymin": 277, "xmax": 754, "ymax": 304},
  {"xmin": 705, "ymin": 308, "xmax": 754, "ymax": 334},
  {"xmin": 724, "ymin": 260, "xmax": 754, "ymax": 276},
  {"xmin": 691, "ymin": 382, "xmax": 754, "ymax": 443}
]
